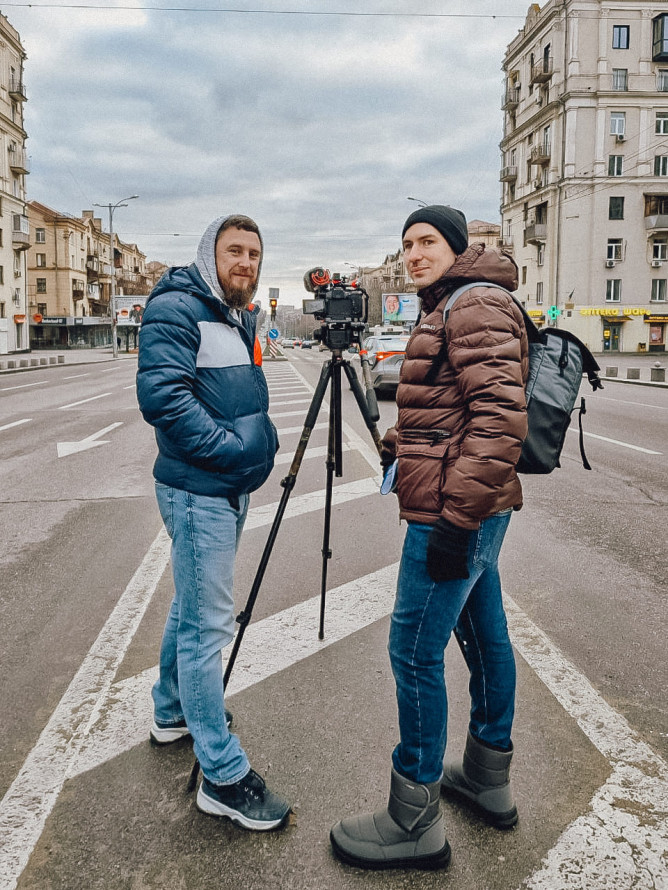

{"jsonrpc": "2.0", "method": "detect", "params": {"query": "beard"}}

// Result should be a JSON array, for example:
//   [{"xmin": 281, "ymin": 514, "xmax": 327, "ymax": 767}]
[{"xmin": 224, "ymin": 283, "xmax": 255, "ymax": 311}]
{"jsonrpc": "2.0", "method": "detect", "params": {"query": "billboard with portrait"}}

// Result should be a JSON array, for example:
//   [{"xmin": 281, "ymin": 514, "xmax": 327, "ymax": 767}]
[
  {"xmin": 382, "ymin": 293, "xmax": 419, "ymax": 325},
  {"xmin": 116, "ymin": 296, "xmax": 147, "ymax": 326}
]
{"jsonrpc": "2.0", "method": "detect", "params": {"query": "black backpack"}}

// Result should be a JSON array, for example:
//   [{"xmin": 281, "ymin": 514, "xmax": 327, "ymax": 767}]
[{"xmin": 442, "ymin": 282, "xmax": 604, "ymax": 474}]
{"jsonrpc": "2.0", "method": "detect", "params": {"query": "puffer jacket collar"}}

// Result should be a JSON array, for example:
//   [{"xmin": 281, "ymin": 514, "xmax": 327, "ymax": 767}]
[{"xmin": 417, "ymin": 243, "xmax": 519, "ymax": 314}]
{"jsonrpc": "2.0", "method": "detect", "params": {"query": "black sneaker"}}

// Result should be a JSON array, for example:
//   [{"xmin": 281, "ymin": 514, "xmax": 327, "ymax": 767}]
[
  {"xmin": 150, "ymin": 710, "xmax": 233, "ymax": 745},
  {"xmin": 196, "ymin": 768, "xmax": 290, "ymax": 831}
]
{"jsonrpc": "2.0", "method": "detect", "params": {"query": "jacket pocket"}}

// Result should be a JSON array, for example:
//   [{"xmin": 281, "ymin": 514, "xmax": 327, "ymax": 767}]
[{"xmin": 396, "ymin": 429, "xmax": 452, "ymax": 515}]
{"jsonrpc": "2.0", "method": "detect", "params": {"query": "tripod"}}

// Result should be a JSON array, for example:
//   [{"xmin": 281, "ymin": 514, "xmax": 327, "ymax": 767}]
[{"xmin": 223, "ymin": 345, "xmax": 383, "ymax": 687}]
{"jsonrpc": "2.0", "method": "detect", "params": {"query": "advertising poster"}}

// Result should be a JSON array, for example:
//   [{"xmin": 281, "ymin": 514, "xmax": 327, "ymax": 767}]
[
  {"xmin": 116, "ymin": 296, "xmax": 147, "ymax": 325},
  {"xmin": 382, "ymin": 293, "xmax": 419, "ymax": 324}
]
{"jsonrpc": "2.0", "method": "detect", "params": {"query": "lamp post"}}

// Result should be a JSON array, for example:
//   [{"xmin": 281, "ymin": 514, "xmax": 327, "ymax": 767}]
[
  {"xmin": 93, "ymin": 195, "xmax": 139, "ymax": 358},
  {"xmin": 407, "ymin": 196, "xmax": 429, "ymax": 207}
]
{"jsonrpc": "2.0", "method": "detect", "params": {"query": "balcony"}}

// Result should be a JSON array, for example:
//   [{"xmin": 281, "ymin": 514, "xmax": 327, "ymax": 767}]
[
  {"xmin": 8, "ymin": 147, "xmax": 30, "ymax": 174},
  {"xmin": 525, "ymin": 222, "xmax": 547, "ymax": 244},
  {"xmin": 86, "ymin": 255, "xmax": 100, "ymax": 274},
  {"xmin": 645, "ymin": 214, "xmax": 668, "ymax": 231},
  {"xmin": 530, "ymin": 144, "xmax": 551, "ymax": 166},
  {"xmin": 497, "ymin": 239, "xmax": 514, "ymax": 254},
  {"xmin": 8, "ymin": 77, "xmax": 26, "ymax": 101},
  {"xmin": 530, "ymin": 57, "xmax": 553, "ymax": 84},
  {"xmin": 502, "ymin": 87, "xmax": 520, "ymax": 111},
  {"xmin": 500, "ymin": 165, "xmax": 518, "ymax": 182},
  {"xmin": 12, "ymin": 214, "xmax": 30, "ymax": 250},
  {"xmin": 72, "ymin": 288, "xmax": 85, "ymax": 301}
]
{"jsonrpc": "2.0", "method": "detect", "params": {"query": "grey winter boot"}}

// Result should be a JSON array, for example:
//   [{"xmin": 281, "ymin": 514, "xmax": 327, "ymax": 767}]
[
  {"xmin": 441, "ymin": 731, "xmax": 518, "ymax": 829},
  {"xmin": 330, "ymin": 768, "xmax": 451, "ymax": 870}
]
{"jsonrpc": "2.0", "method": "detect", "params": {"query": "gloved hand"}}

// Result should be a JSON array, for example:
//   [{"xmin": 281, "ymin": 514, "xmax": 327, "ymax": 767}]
[
  {"xmin": 426, "ymin": 518, "xmax": 472, "ymax": 582},
  {"xmin": 380, "ymin": 428, "xmax": 397, "ymax": 471}
]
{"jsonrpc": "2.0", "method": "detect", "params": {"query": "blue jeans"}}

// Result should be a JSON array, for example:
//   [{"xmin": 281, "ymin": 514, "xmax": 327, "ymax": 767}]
[
  {"xmin": 389, "ymin": 511, "xmax": 515, "ymax": 784},
  {"xmin": 153, "ymin": 483, "xmax": 250, "ymax": 785}
]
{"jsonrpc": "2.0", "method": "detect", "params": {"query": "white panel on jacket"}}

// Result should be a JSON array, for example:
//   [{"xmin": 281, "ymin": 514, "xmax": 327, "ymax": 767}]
[{"xmin": 196, "ymin": 321, "xmax": 250, "ymax": 368}]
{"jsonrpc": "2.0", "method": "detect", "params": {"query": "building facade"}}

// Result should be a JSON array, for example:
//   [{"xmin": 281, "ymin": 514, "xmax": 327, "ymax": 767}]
[
  {"xmin": 0, "ymin": 13, "xmax": 29, "ymax": 354},
  {"xmin": 27, "ymin": 202, "xmax": 150, "ymax": 349},
  {"xmin": 501, "ymin": 1, "xmax": 668, "ymax": 353}
]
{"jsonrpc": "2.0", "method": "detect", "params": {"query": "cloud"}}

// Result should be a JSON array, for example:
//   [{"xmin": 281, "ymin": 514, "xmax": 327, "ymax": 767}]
[{"xmin": 10, "ymin": 0, "xmax": 529, "ymax": 305}]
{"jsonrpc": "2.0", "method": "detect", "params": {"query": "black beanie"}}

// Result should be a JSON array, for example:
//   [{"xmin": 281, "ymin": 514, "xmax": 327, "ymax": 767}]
[{"xmin": 402, "ymin": 205, "xmax": 469, "ymax": 255}]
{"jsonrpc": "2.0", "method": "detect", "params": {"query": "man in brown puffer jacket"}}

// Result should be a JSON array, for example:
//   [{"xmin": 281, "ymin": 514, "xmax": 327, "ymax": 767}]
[{"xmin": 331, "ymin": 205, "xmax": 529, "ymax": 871}]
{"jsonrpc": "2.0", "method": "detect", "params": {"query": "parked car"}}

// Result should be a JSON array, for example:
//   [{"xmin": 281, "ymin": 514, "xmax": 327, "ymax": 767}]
[
  {"xmin": 300, "ymin": 339, "xmax": 313, "ymax": 349},
  {"xmin": 363, "ymin": 335, "xmax": 409, "ymax": 395},
  {"xmin": 281, "ymin": 338, "xmax": 295, "ymax": 348}
]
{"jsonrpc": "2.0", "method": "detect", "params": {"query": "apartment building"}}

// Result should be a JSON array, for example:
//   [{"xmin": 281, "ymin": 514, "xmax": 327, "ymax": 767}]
[
  {"xmin": 27, "ymin": 203, "xmax": 149, "ymax": 348},
  {"xmin": 0, "ymin": 13, "xmax": 29, "ymax": 354},
  {"xmin": 500, "ymin": 1, "xmax": 668, "ymax": 353}
]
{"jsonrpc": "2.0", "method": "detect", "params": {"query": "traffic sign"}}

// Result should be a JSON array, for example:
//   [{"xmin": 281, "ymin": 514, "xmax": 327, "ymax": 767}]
[{"xmin": 268, "ymin": 329, "xmax": 280, "ymax": 340}]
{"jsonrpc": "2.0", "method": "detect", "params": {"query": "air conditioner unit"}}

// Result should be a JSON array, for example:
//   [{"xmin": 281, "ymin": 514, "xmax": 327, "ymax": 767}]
[
  {"xmin": 616, "ymin": 133, "xmax": 625, "ymax": 142},
  {"xmin": 652, "ymin": 259, "xmax": 663, "ymax": 267},
  {"xmin": 534, "ymin": 180, "xmax": 543, "ymax": 189},
  {"xmin": 606, "ymin": 259, "xmax": 616, "ymax": 268}
]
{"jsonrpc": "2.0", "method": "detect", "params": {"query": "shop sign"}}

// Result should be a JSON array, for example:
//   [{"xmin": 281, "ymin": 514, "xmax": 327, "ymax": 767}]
[
  {"xmin": 32, "ymin": 313, "xmax": 43, "ymax": 323},
  {"xmin": 646, "ymin": 315, "xmax": 668, "ymax": 323},
  {"xmin": 41, "ymin": 316, "xmax": 67, "ymax": 325},
  {"xmin": 526, "ymin": 310, "xmax": 545, "ymax": 318},
  {"xmin": 580, "ymin": 307, "xmax": 647, "ymax": 317},
  {"xmin": 13, "ymin": 314, "xmax": 26, "ymax": 323}
]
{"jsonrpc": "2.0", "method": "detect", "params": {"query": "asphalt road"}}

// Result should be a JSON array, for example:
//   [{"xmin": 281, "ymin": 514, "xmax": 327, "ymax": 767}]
[{"xmin": 0, "ymin": 350, "xmax": 666, "ymax": 890}]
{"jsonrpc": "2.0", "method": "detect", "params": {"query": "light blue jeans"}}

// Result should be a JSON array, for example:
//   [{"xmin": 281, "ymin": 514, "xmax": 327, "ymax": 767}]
[
  {"xmin": 389, "ymin": 511, "xmax": 515, "ymax": 784},
  {"xmin": 153, "ymin": 482, "xmax": 250, "ymax": 785}
]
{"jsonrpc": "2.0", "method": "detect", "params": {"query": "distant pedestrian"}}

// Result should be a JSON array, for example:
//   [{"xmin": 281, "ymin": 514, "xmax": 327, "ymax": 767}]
[
  {"xmin": 137, "ymin": 214, "xmax": 289, "ymax": 831},
  {"xmin": 330, "ymin": 205, "xmax": 529, "ymax": 869}
]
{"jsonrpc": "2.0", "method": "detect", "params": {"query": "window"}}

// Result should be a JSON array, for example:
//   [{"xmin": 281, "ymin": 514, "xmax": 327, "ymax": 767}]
[
  {"xmin": 658, "ymin": 69, "xmax": 668, "ymax": 92},
  {"xmin": 609, "ymin": 196, "xmax": 625, "ymax": 219},
  {"xmin": 0, "ymin": 302, "xmax": 4, "ymax": 318},
  {"xmin": 610, "ymin": 112, "xmax": 626, "ymax": 135},
  {"xmin": 653, "ymin": 14, "xmax": 668, "ymax": 61},
  {"xmin": 655, "ymin": 156, "xmax": 668, "ymax": 176},
  {"xmin": 35, "ymin": 228, "xmax": 46, "ymax": 243},
  {"xmin": 651, "ymin": 279, "xmax": 667, "ymax": 302},
  {"xmin": 537, "ymin": 243, "xmax": 545, "ymax": 266},
  {"xmin": 612, "ymin": 68, "xmax": 628, "ymax": 90},
  {"xmin": 653, "ymin": 239, "xmax": 668, "ymax": 261},
  {"xmin": 645, "ymin": 194, "xmax": 668, "ymax": 216},
  {"xmin": 521, "ymin": 266, "xmax": 527, "ymax": 285},
  {"xmin": 612, "ymin": 25, "xmax": 630, "ymax": 49},
  {"xmin": 0, "ymin": 267, "xmax": 4, "ymax": 285},
  {"xmin": 36, "ymin": 278, "xmax": 46, "ymax": 293},
  {"xmin": 37, "ymin": 302, "xmax": 47, "ymax": 315},
  {"xmin": 36, "ymin": 253, "xmax": 46, "ymax": 267},
  {"xmin": 607, "ymin": 239, "xmax": 623, "ymax": 261},
  {"xmin": 609, "ymin": 155, "xmax": 624, "ymax": 176},
  {"xmin": 536, "ymin": 281, "xmax": 544, "ymax": 304},
  {"xmin": 606, "ymin": 279, "xmax": 622, "ymax": 302},
  {"xmin": 657, "ymin": 112, "xmax": 668, "ymax": 135}
]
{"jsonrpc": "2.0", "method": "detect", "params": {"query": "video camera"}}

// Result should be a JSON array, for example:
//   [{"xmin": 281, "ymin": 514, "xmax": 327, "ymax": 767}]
[{"xmin": 303, "ymin": 268, "xmax": 367, "ymax": 351}]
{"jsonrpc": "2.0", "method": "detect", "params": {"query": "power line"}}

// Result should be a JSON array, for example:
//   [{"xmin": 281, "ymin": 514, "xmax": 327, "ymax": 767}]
[{"xmin": 1, "ymin": 2, "xmax": 525, "ymax": 17}]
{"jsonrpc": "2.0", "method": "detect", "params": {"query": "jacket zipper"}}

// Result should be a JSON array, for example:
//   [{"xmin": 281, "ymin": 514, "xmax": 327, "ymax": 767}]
[{"xmin": 401, "ymin": 428, "xmax": 451, "ymax": 445}]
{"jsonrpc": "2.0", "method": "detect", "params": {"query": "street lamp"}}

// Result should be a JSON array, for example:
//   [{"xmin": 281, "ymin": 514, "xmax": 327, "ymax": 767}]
[
  {"xmin": 407, "ymin": 196, "xmax": 429, "ymax": 207},
  {"xmin": 93, "ymin": 195, "xmax": 139, "ymax": 358}
]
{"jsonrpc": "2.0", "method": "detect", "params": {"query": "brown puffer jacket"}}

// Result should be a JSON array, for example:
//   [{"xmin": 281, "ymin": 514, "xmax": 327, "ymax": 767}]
[{"xmin": 382, "ymin": 244, "xmax": 529, "ymax": 531}]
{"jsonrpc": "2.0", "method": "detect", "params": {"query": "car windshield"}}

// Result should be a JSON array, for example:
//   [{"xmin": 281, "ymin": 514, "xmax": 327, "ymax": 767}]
[{"xmin": 374, "ymin": 339, "xmax": 408, "ymax": 352}]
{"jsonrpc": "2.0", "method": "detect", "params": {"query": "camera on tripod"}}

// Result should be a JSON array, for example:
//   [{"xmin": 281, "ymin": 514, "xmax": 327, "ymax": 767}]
[{"xmin": 303, "ymin": 268, "xmax": 367, "ymax": 351}]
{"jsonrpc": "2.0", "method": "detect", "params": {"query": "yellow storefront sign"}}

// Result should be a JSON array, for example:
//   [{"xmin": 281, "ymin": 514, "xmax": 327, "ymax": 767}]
[{"xmin": 580, "ymin": 307, "xmax": 647, "ymax": 317}]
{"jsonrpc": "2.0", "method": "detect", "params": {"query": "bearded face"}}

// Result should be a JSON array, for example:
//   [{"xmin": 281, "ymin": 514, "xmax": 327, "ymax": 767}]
[{"xmin": 215, "ymin": 227, "xmax": 262, "ymax": 311}]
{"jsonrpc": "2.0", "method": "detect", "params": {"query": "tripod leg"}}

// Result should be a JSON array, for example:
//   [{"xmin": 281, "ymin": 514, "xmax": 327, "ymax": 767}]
[
  {"xmin": 223, "ymin": 359, "xmax": 333, "ymax": 686},
  {"xmin": 342, "ymin": 360, "xmax": 383, "ymax": 456},
  {"xmin": 318, "ymin": 359, "xmax": 342, "ymax": 639}
]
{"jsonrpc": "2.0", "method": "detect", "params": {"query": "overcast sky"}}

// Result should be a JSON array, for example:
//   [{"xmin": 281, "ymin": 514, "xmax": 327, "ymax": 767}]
[{"xmin": 7, "ymin": 0, "xmax": 532, "ymax": 306}]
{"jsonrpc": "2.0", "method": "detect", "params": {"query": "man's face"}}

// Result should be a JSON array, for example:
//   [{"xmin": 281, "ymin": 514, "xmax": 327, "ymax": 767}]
[
  {"xmin": 215, "ymin": 226, "xmax": 262, "ymax": 310},
  {"xmin": 402, "ymin": 223, "xmax": 457, "ymax": 288}
]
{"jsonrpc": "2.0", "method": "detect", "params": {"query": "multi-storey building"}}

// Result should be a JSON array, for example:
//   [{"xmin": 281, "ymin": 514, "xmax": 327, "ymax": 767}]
[
  {"xmin": 27, "ymin": 203, "xmax": 149, "ymax": 349},
  {"xmin": 501, "ymin": 1, "xmax": 668, "ymax": 353},
  {"xmin": 0, "ymin": 13, "xmax": 29, "ymax": 354}
]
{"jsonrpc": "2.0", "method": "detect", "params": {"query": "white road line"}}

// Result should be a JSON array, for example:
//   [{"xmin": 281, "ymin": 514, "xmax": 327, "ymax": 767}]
[
  {"xmin": 123, "ymin": 384, "xmax": 136, "ymax": 390},
  {"xmin": 270, "ymin": 408, "xmax": 326, "ymax": 419},
  {"xmin": 270, "ymin": 398, "xmax": 313, "ymax": 407},
  {"xmin": 0, "ymin": 418, "xmax": 31, "ymax": 432},
  {"xmin": 274, "ymin": 421, "xmax": 328, "ymax": 436},
  {"xmin": 0, "ymin": 528, "xmax": 172, "ymax": 890},
  {"xmin": 0, "ymin": 380, "xmax": 47, "ymax": 392},
  {"xmin": 568, "ymin": 427, "xmax": 662, "ymax": 454},
  {"xmin": 505, "ymin": 594, "xmax": 668, "ymax": 890},
  {"xmin": 596, "ymin": 395, "xmax": 668, "ymax": 411},
  {"xmin": 273, "ymin": 444, "xmax": 351, "ymax": 465},
  {"xmin": 57, "ymin": 393, "xmax": 111, "ymax": 410},
  {"xmin": 62, "ymin": 373, "xmax": 90, "ymax": 380}
]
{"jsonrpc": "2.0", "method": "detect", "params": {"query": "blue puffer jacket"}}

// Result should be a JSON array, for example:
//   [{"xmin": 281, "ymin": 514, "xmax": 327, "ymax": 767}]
[{"xmin": 136, "ymin": 262, "xmax": 278, "ymax": 497}]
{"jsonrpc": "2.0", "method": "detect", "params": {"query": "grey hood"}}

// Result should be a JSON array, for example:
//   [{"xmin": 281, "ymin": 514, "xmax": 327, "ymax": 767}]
[{"xmin": 195, "ymin": 214, "xmax": 263, "ymax": 305}]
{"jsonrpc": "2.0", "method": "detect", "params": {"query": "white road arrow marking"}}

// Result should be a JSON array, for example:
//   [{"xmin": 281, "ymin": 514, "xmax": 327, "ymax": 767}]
[{"xmin": 56, "ymin": 422, "xmax": 123, "ymax": 458}]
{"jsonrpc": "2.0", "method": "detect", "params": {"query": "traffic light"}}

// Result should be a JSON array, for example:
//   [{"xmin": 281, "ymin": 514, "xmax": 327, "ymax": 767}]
[{"xmin": 269, "ymin": 297, "xmax": 277, "ymax": 311}]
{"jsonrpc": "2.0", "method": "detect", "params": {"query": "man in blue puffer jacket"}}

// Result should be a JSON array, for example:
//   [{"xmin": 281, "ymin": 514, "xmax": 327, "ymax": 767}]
[{"xmin": 137, "ymin": 214, "xmax": 290, "ymax": 831}]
